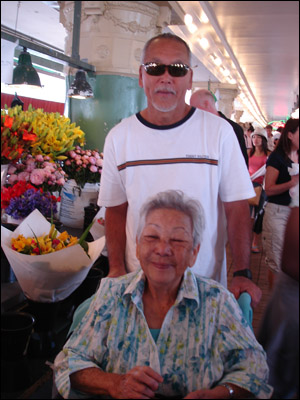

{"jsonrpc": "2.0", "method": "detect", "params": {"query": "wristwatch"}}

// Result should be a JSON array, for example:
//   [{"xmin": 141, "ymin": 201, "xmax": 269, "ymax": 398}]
[
  {"xmin": 233, "ymin": 268, "xmax": 252, "ymax": 280},
  {"xmin": 219, "ymin": 383, "xmax": 235, "ymax": 398}
]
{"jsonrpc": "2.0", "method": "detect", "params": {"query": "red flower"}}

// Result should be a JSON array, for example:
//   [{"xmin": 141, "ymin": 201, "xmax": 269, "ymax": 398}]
[
  {"xmin": 22, "ymin": 130, "xmax": 37, "ymax": 142},
  {"xmin": 3, "ymin": 115, "xmax": 13, "ymax": 129},
  {"xmin": 1, "ymin": 181, "xmax": 37, "ymax": 209}
]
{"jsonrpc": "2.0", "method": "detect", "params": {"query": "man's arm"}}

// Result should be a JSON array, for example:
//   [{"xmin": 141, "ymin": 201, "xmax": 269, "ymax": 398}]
[
  {"xmin": 105, "ymin": 202, "xmax": 128, "ymax": 277},
  {"xmin": 224, "ymin": 200, "xmax": 262, "ymax": 308}
]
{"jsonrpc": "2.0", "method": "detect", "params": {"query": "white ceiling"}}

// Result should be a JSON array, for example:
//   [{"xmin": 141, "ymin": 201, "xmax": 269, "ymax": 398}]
[
  {"xmin": 1, "ymin": 1, "xmax": 299, "ymax": 124},
  {"xmin": 206, "ymin": 1, "xmax": 299, "ymax": 122}
]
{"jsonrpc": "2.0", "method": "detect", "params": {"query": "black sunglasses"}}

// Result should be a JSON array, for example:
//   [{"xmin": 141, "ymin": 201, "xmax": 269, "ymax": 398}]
[{"xmin": 141, "ymin": 62, "xmax": 191, "ymax": 77}]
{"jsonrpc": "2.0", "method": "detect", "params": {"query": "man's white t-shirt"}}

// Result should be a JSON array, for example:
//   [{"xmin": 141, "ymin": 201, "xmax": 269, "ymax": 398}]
[{"xmin": 98, "ymin": 108, "xmax": 254, "ymax": 287}]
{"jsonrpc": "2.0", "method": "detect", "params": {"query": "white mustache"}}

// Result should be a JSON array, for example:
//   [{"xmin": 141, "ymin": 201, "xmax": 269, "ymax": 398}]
[{"xmin": 154, "ymin": 87, "xmax": 176, "ymax": 95}]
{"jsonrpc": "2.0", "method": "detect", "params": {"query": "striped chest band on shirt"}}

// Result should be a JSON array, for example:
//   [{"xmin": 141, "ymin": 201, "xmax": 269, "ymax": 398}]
[{"xmin": 117, "ymin": 158, "xmax": 218, "ymax": 172}]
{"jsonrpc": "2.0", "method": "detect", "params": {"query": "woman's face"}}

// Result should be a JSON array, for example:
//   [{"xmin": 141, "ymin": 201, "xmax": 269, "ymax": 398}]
[
  {"xmin": 288, "ymin": 127, "xmax": 299, "ymax": 150},
  {"xmin": 136, "ymin": 208, "xmax": 199, "ymax": 291},
  {"xmin": 252, "ymin": 134, "xmax": 263, "ymax": 147}
]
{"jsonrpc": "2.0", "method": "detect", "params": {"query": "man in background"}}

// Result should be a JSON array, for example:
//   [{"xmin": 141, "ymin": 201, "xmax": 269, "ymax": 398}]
[
  {"xmin": 265, "ymin": 124, "xmax": 274, "ymax": 151},
  {"xmin": 190, "ymin": 89, "xmax": 248, "ymax": 167}
]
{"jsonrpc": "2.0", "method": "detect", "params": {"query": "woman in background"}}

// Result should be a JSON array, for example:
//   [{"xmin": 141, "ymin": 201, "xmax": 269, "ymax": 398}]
[
  {"xmin": 262, "ymin": 118, "xmax": 299, "ymax": 289},
  {"xmin": 248, "ymin": 127, "xmax": 270, "ymax": 253}
]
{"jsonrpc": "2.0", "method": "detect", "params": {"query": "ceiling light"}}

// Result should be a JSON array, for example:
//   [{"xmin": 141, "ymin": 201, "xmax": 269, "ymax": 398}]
[
  {"xmin": 10, "ymin": 47, "xmax": 42, "ymax": 89},
  {"xmin": 221, "ymin": 67, "xmax": 230, "ymax": 77},
  {"xmin": 198, "ymin": 37, "xmax": 209, "ymax": 50},
  {"xmin": 67, "ymin": 69, "xmax": 94, "ymax": 99},
  {"xmin": 188, "ymin": 23, "xmax": 197, "ymax": 34},
  {"xmin": 184, "ymin": 14, "xmax": 193, "ymax": 25},
  {"xmin": 210, "ymin": 54, "xmax": 222, "ymax": 66},
  {"xmin": 200, "ymin": 11, "xmax": 209, "ymax": 24}
]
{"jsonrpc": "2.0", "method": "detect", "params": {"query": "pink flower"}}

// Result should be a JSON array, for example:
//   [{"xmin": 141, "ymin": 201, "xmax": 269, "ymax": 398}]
[
  {"xmin": 88, "ymin": 156, "xmax": 96, "ymax": 165},
  {"xmin": 65, "ymin": 160, "xmax": 71, "ymax": 166},
  {"xmin": 89, "ymin": 165, "xmax": 98, "ymax": 173},
  {"xmin": 76, "ymin": 159, "xmax": 83, "ymax": 166},
  {"xmin": 69, "ymin": 151, "xmax": 76, "ymax": 158},
  {"xmin": 96, "ymin": 159, "xmax": 103, "ymax": 167},
  {"xmin": 7, "ymin": 174, "xmax": 18, "ymax": 185},
  {"xmin": 17, "ymin": 171, "xmax": 30, "ymax": 181},
  {"xmin": 35, "ymin": 155, "xmax": 44, "ymax": 162},
  {"xmin": 8, "ymin": 165, "xmax": 17, "ymax": 174},
  {"xmin": 56, "ymin": 177, "xmax": 65, "ymax": 186},
  {"xmin": 30, "ymin": 169, "xmax": 45, "ymax": 185}
]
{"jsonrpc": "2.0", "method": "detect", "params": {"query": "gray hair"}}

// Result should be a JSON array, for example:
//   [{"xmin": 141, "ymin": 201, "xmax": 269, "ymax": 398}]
[
  {"xmin": 141, "ymin": 33, "xmax": 192, "ymax": 64},
  {"xmin": 136, "ymin": 190, "xmax": 205, "ymax": 247}
]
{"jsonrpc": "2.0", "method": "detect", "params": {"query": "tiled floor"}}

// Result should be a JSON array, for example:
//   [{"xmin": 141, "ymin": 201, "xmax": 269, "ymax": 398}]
[{"xmin": 1, "ymin": 240, "xmax": 272, "ymax": 399}]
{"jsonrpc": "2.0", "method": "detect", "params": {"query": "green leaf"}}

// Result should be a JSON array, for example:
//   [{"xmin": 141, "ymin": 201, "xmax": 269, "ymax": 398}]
[
  {"xmin": 28, "ymin": 225, "xmax": 42, "ymax": 255},
  {"xmin": 78, "ymin": 219, "xmax": 95, "ymax": 257}
]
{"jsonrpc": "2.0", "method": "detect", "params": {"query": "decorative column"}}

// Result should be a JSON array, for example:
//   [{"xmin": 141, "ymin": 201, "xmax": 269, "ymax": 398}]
[
  {"xmin": 234, "ymin": 110, "xmax": 244, "ymax": 124},
  {"xmin": 215, "ymin": 87, "xmax": 238, "ymax": 119},
  {"xmin": 59, "ymin": 1, "xmax": 171, "ymax": 152}
]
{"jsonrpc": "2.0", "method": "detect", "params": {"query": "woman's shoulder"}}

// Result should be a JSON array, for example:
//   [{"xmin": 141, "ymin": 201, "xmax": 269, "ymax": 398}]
[{"xmin": 267, "ymin": 149, "xmax": 290, "ymax": 167}]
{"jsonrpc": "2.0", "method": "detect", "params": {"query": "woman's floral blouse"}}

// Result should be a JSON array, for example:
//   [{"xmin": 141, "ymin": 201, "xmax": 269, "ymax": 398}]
[{"xmin": 54, "ymin": 269, "xmax": 272, "ymax": 399}]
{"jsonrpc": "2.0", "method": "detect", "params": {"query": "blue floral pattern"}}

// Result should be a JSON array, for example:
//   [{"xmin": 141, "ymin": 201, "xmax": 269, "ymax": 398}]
[{"xmin": 54, "ymin": 269, "xmax": 272, "ymax": 398}]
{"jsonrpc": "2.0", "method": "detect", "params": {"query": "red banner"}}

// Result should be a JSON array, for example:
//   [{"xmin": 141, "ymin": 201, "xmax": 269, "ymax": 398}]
[{"xmin": 1, "ymin": 93, "xmax": 65, "ymax": 114}]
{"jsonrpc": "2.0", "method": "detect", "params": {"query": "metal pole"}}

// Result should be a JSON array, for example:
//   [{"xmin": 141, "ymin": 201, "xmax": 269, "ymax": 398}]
[{"xmin": 72, "ymin": 1, "xmax": 81, "ymax": 60}]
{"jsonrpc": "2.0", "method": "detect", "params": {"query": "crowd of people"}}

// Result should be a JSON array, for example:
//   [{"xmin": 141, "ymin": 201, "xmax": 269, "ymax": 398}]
[{"xmin": 53, "ymin": 33, "xmax": 298, "ymax": 399}]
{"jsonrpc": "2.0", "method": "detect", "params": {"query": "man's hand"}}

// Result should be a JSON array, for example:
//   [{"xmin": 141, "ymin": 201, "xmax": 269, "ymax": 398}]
[
  {"xmin": 109, "ymin": 366, "xmax": 163, "ymax": 399},
  {"xmin": 230, "ymin": 276, "xmax": 262, "ymax": 308}
]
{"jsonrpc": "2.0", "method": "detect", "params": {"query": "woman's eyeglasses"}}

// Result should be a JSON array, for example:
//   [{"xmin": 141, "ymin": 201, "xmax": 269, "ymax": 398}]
[{"xmin": 141, "ymin": 62, "xmax": 191, "ymax": 77}]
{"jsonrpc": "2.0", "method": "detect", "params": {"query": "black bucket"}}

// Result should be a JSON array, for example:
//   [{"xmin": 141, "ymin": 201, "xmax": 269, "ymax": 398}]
[{"xmin": 1, "ymin": 312, "xmax": 35, "ymax": 360}]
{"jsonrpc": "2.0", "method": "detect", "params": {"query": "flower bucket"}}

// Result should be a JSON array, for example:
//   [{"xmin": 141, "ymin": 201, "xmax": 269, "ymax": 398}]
[
  {"xmin": 1, "ymin": 312, "xmax": 35, "ymax": 360},
  {"xmin": 59, "ymin": 179, "xmax": 100, "ymax": 228},
  {"xmin": 1, "ymin": 164, "xmax": 8, "ymax": 187}
]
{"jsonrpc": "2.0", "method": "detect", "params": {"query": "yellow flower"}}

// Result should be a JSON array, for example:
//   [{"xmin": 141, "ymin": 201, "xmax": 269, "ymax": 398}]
[
  {"xmin": 2, "ymin": 105, "xmax": 86, "ymax": 161},
  {"xmin": 12, "ymin": 235, "xmax": 32, "ymax": 252}
]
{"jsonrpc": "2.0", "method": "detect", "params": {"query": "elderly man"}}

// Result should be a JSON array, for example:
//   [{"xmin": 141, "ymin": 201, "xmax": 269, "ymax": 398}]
[
  {"xmin": 54, "ymin": 190, "xmax": 272, "ymax": 399},
  {"xmin": 190, "ymin": 89, "xmax": 248, "ymax": 167},
  {"xmin": 98, "ymin": 33, "xmax": 261, "ymax": 307}
]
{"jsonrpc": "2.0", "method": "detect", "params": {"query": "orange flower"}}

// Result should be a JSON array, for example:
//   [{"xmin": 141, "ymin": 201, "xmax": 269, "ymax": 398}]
[
  {"xmin": 22, "ymin": 130, "xmax": 37, "ymax": 141},
  {"xmin": 3, "ymin": 115, "xmax": 13, "ymax": 129}
]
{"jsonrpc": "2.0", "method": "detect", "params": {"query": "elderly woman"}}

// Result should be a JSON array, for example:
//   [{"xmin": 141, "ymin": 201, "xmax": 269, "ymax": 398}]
[{"xmin": 54, "ymin": 190, "xmax": 272, "ymax": 399}]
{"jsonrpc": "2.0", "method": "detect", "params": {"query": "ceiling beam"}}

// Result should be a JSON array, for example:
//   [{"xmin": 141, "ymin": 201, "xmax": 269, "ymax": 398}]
[{"xmin": 1, "ymin": 26, "xmax": 95, "ymax": 73}]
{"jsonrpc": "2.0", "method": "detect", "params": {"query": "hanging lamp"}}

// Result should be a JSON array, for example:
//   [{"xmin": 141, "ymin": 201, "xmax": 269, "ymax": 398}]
[
  {"xmin": 11, "ymin": 92, "xmax": 24, "ymax": 109},
  {"xmin": 67, "ymin": 69, "xmax": 94, "ymax": 99},
  {"xmin": 10, "ymin": 47, "xmax": 42, "ymax": 88}
]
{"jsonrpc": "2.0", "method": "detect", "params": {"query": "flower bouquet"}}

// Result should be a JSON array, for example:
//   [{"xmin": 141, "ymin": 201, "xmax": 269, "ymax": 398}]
[
  {"xmin": 1, "ymin": 105, "xmax": 86, "ymax": 162},
  {"xmin": 1, "ymin": 111, "xmax": 37, "ymax": 164},
  {"xmin": 6, "ymin": 154, "xmax": 67, "ymax": 193},
  {"xmin": 62, "ymin": 146, "xmax": 103, "ymax": 188},
  {"xmin": 1, "ymin": 209, "xmax": 105, "ymax": 302},
  {"xmin": 1, "ymin": 180, "xmax": 60, "ymax": 221}
]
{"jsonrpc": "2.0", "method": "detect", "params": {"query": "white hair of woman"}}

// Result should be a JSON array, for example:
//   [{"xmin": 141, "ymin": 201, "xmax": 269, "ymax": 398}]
[{"xmin": 136, "ymin": 190, "xmax": 205, "ymax": 247}]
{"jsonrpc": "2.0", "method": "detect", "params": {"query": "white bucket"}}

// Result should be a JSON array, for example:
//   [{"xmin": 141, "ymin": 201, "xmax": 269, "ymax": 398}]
[{"xmin": 59, "ymin": 179, "xmax": 100, "ymax": 228}]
